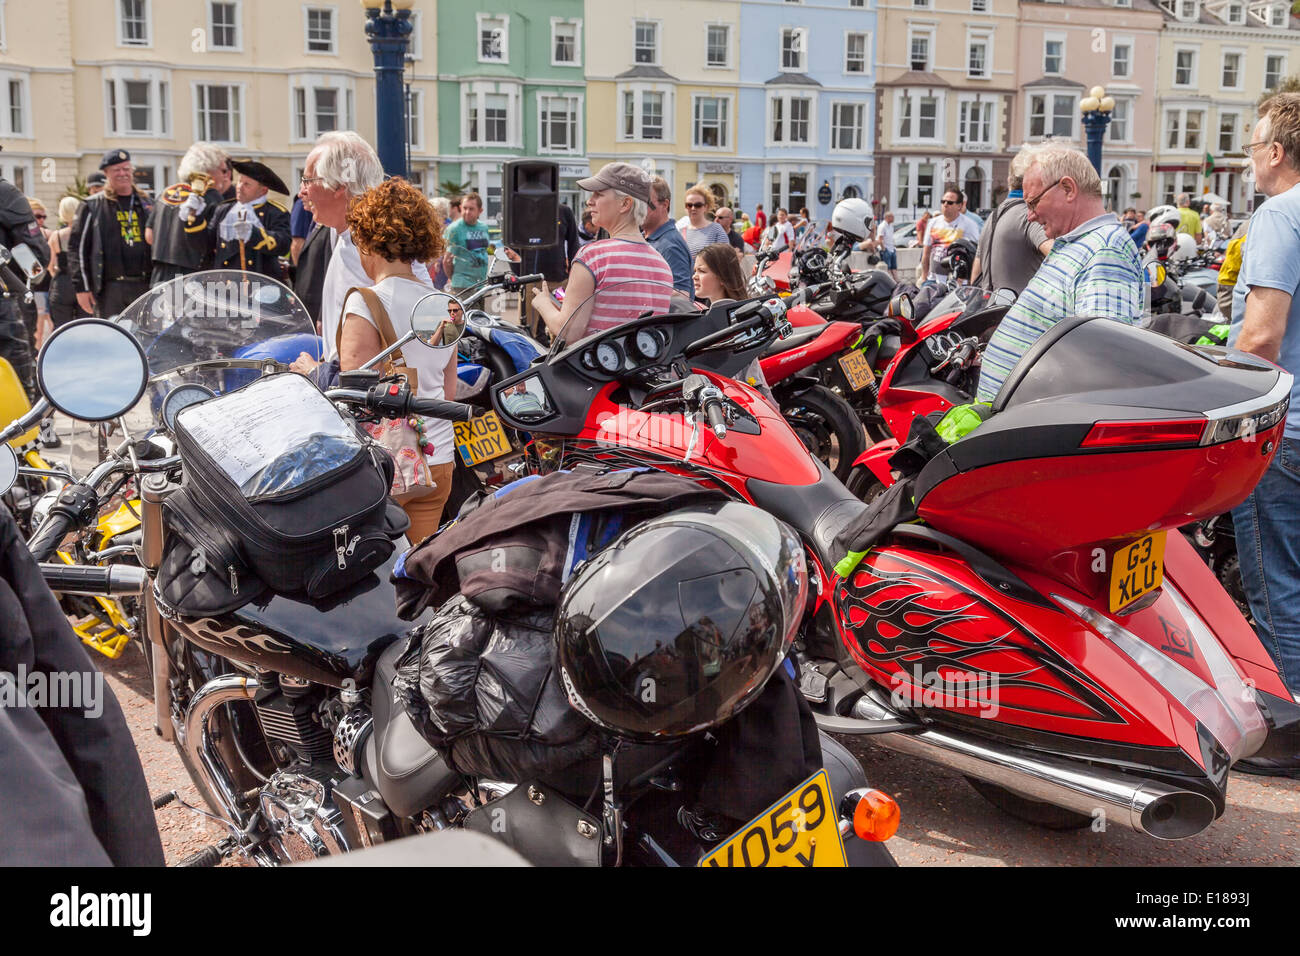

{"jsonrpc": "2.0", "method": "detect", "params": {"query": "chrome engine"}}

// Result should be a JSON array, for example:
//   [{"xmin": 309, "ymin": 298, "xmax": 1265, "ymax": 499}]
[{"xmin": 258, "ymin": 770, "xmax": 351, "ymax": 862}]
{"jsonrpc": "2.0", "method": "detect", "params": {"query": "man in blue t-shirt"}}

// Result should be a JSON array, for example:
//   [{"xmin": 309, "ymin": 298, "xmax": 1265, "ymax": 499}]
[
  {"xmin": 1228, "ymin": 92, "xmax": 1300, "ymax": 776},
  {"xmin": 442, "ymin": 191, "xmax": 491, "ymax": 294}
]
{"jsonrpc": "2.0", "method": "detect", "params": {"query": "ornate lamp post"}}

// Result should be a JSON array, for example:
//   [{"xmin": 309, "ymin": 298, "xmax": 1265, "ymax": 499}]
[
  {"xmin": 1079, "ymin": 85, "xmax": 1116, "ymax": 178},
  {"xmin": 361, "ymin": 0, "xmax": 414, "ymax": 178}
]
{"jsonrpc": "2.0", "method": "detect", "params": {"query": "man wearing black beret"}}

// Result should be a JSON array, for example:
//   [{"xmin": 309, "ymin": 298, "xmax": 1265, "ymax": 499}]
[
  {"xmin": 208, "ymin": 160, "xmax": 292, "ymax": 281},
  {"xmin": 68, "ymin": 149, "xmax": 153, "ymax": 318}
]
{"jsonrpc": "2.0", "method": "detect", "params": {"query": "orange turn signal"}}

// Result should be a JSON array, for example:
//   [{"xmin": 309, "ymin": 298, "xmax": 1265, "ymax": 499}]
[{"xmin": 845, "ymin": 788, "xmax": 900, "ymax": 842}]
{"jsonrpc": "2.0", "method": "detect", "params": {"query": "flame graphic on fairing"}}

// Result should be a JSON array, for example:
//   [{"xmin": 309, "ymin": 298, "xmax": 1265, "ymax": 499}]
[{"xmin": 838, "ymin": 556, "xmax": 1125, "ymax": 723}]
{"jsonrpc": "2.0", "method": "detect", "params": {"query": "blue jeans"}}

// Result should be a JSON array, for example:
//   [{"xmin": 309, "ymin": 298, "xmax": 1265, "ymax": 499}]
[{"xmin": 1232, "ymin": 435, "xmax": 1300, "ymax": 694}]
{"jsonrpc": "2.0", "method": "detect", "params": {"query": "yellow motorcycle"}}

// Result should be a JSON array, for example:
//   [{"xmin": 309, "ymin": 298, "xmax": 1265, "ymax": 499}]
[{"xmin": 1, "ymin": 355, "xmax": 142, "ymax": 659}]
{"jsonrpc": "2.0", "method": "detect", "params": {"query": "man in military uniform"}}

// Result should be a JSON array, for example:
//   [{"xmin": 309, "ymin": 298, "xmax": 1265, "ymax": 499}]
[
  {"xmin": 0, "ymin": 164, "xmax": 50, "ymax": 398},
  {"xmin": 69, "ymin": 149, "xmax": 153, "ymax": 318},
  {"xmin": 144, "ymin": 142, "xmax": 230, "ymax": 286},
  {"xmin": 209, "ymin": 160, "xmax": 291, "ymax": 281}
]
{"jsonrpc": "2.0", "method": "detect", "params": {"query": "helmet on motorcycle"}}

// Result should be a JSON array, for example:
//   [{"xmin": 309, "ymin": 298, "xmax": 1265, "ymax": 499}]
[
  {"xmin": 937, "ymin": 238, "xmax": 978, "ymax": 280},
  {"xmin": 1171, "ymin": 233, "xmax": 1197, "ymax": 262},
  {"xmin": 831, "ymin": 197, "xmax": 873, "ymax": 243},
  {"xmin": 555, "ymin": 502, "xmax": 808, "ymax": 741},
  {"xmin": 1147, "ymin": 205, "xmax": 1182, "ymax": 231}
]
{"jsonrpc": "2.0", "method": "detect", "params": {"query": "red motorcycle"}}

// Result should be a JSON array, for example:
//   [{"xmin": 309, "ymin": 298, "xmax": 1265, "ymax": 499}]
[{"xmin": 493, "ymin": 280, "xmax": 1299, "ymax": 839}]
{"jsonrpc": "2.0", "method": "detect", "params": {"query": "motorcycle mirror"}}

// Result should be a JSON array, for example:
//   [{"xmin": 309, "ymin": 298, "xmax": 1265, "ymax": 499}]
[
  {"xmin": 991, "ymin": 287, "xmax": 1018, "ymax": 307},
  {"xmin": 0, "ymin": 443, "xmax": 16, "ymax": 496},
  {"xmin": 10, "ymin": 244, "xmax": 46, "ymax": 284},
  {"xmin": 37, "ymin": 318, "xmax": 149, "ymax": 422},
  {"xmin": 411, "ymin": 292, "xmax": 467, "ymax": 350},
  {"xmin": 886, "ymin": 293, "xmax": 914, "ymax": 323}
]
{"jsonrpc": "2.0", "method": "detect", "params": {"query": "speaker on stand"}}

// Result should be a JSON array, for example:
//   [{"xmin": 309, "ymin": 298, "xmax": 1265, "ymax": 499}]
[{"xmin": 501, "ymin": 160, "xmax": 560, "ymax": 335}]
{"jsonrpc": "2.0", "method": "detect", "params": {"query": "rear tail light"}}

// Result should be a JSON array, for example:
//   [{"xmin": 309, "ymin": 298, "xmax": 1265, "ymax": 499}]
[
  {"xmin": 1081, "ymin": 419, "xmax": 1206, "ymax": 448},
  {"xmin": 839, "ymin": 788, "xmax": 900, "ymax": 842}
]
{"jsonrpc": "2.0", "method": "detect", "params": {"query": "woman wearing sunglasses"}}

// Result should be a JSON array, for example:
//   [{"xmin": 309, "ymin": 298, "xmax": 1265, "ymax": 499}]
[{"xmin": 680, "ymin": 185, "xmax": 730, "ymax": 262}]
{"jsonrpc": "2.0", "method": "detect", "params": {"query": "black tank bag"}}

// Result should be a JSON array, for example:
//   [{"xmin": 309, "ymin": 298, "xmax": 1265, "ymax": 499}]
[{"xmin": 159, "ymin": 372, "xmax": 396, "ymax": 614}]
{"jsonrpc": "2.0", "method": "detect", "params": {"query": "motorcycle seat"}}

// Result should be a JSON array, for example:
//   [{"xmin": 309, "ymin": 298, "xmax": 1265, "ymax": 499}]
[
  {"xmin": 745, "ymin": 459, "xmax": 869, "ymax": 570},
  {"xmin": 364, "ymin": 639, "xmax": 461, "ymax": 819},
  {"xmin": 759, "ymin": 325, "xmax": 826, "ymax": 360}
]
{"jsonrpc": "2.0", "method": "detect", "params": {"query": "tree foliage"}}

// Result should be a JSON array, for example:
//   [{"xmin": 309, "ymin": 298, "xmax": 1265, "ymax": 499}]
[{"xmin": 1260, "ymin": 74, "xmax": 1300, "ymax": 107}]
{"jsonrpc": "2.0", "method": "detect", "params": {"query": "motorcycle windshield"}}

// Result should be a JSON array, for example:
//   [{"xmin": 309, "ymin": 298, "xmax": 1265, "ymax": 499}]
[
  {"xmin": 444, "ymin": 239, "xmax": 512, "ymax": 302},
  {"xmin": 547, "ymin": 279, "xmax": 696, "ymax": 357},
  {"xmin": 795, "ymin": 220, "xmax": 831, "ymax": 252},
  {"xmin": 115, "ymin": 270, "xmax": 316, "ymax": 429}
]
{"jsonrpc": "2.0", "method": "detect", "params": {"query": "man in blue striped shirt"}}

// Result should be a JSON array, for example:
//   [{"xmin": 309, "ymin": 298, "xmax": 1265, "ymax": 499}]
[{"xmin": 976, "ymin": 146, "xmax": 1144, "ymax": 403}]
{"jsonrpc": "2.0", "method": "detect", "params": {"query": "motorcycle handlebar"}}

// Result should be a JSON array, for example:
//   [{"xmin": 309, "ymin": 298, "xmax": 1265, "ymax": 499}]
[
  {"xmin": 327, "ymin": 387, "xmax": 476, "ymax": 422},
  {"xmin": 701, "ymin": 392, "xmax": 728, "ymax": 439},
  {"xmin": 410, "ymin": 397, "xmax": 476, "ymax": 422},
  {"xmin": 39, "ymin": 563, "xmax": 147, "ymax": 597},
  {"xmin": 27, "ymin": 512, "xmax": 75, "ymax": 562}
]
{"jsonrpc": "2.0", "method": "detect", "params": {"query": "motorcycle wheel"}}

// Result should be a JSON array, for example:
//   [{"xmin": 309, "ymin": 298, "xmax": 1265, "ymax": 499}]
[
  {"xmin": 845, "ymin": 466, "xmax": 886, "ymax": 503},
  {"xmin": 964, "ymin": 777, "xmax": 1093, "ymax": 830},
  {"xmin": 1216, "ymin": 550, "xmax": 1252, "ymax": 622},
  {"xmin": 781, "ymin": 385, "xmax": 866, "ymax": 482}
]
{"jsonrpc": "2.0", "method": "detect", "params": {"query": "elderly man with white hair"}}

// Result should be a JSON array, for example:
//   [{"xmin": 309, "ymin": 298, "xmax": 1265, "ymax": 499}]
[
  {"xmin": 144, "ymin": 141, "xmax": 231, "ymax": 285},
  {"xmin": 291, "ymin": 131, "xmax": 432, "ymax": 368},
  {"xmin": 975, "ymin": 144, "xmax": 1144, "ymax": 403}
]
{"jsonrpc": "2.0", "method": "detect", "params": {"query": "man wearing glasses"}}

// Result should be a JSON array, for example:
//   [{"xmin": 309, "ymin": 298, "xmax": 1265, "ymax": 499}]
[
  {"xmin": 920, "ymin": 188, "xmax": 981, "ymax": 286},
  {"xmin": 975, "ymin": 145, "xmax": 1142, "ymax": 404},
  {"xmin": 1224, "ymin": 94, "xmax": 1300, "ymax": 765}
]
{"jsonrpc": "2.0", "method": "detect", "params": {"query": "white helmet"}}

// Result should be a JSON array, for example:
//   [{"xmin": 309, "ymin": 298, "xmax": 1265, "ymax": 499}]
[
  {"xmin": 1147, "ymin": 204, "xmax": 1182, "ymax": 230},
  {"xmin": 1171, "ymin": 233, "xmax": 1197, "ymax": 262},
  {"xmin": 831, "ymin": 197, "xmax": 872, "ymax": 242}
]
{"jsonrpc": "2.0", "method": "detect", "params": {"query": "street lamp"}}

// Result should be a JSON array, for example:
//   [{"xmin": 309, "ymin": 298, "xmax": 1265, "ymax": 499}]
[
  {"xmin": 361, "ymin": 0, "xmax": 414, "ymax": 179},
  {"xmin": 1079, "ymin": 85, "xmax": 1116, "ymax": 178}
]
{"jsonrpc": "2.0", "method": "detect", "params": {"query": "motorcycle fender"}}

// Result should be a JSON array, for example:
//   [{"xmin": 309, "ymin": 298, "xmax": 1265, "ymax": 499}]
[
  {"xmin": 464, "ymin": 782, "xmax": 601, "ymax": 867},
  {"xmin": 852, "ymin": 440, "xmax": 899, "ymax": 487},
  {"xmin": 772, "ymin": 373, "xmax": 821, "ymax": 399}
]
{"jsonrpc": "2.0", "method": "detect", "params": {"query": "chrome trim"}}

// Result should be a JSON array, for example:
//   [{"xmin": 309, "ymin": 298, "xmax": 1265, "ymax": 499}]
[
  {"xmin": 332, "ymin": 708, "xmax": 373, "ymax": 776},
  {"xmin": 1201, "ymin": 370, "xmax": 1293, "ymax": 424},
  {"xmin": 183, "ymin": 674, "xmax": 259, "ymax": 826}
]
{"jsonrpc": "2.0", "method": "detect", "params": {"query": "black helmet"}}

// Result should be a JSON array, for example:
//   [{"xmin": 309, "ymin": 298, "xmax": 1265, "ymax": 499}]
[
  {"xmin": 555, "ymin": 502, "xmax": 807, "ymax": 741},
  {"xmin": 937, "ymin": 238, "xmax": 977, "ymax": 280}
]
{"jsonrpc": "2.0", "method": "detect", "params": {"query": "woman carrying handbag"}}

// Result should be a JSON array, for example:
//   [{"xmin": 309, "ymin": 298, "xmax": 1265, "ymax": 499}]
[{"xmin": 336, "ymin": 179, "xmax": 460, "ymax": 542}]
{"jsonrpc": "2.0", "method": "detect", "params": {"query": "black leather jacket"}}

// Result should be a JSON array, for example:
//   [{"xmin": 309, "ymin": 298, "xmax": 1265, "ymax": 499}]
[
  {"xmin": 68, "ymin": 189, "xmax": 153, "ymax": 295},
  {"xmin": 0, "ymin": 179, "xmax": 50, "ymax": 296}
]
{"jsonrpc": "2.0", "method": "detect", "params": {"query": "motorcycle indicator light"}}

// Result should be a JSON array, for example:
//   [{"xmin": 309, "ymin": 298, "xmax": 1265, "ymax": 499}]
[
  {"xmin": 1080, "ymin": 419, "xmax": 1206, "ymax": 449},
  {"xmin": 839, "ymin": 788, "xmax": 900, "ymax": 842}
]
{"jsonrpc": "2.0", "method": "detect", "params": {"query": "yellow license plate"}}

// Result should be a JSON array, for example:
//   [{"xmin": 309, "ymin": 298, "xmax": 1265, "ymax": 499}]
[
  {"xmin": 699, "ymin": 770, "xmax": 846, "ymax": 868},
  {"xmin": 1109, "ymin": 531, "xmax": 1167, "ymax": 614},
  {"xmin": 838, "ymin": 350, "xmax": 875, "ymax": 391},
  {"xmin": 454, "ymin": 411, "xmax": 513, "ymax": 466}
]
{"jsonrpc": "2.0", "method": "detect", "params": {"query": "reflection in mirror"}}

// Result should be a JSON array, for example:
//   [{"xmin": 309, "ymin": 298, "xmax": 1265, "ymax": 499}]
[
  {"xmin": 498, "ymin": 374, "xmax": 554, "ymax": 422},
  {"xmin": 992, "ymin": 288, "xmax": 1017, "ymax": 308},
  {"xmin": 11, "ymin": 245, "xmax": 45, "ymax": 282},
  {"xmin": 412, "ymin": 293, "xmax": 467, "ymax": 349},
  {"xmin": 38, "ymin": 319, "xmax": 149, "ymax": 422},
  {"xmin": 0, "ymin": 443, "xmax": 16, "ymax": 495},
  {"xmin": 887, "ymin": 293, "xmax": 914, "ymax": 322}
]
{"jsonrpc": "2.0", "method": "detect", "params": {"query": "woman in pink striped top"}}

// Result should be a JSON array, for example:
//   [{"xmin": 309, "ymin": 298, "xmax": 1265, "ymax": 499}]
[{"xmin": 531, "ymin": 162, "xmax": 673, "ymax": 345}]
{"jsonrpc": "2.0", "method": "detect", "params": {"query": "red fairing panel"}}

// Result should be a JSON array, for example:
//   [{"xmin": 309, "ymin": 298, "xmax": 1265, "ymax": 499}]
[
  {"xmin": 759, "ymin": 321, "xmax": 861, "ymax": 384},
  {"xmin": 835, "ymin": 548, "xmax": 1181, "ymax": 747},
  {"xmin": 762, "ymin": 250, "xmax": 793, "ymax": 291},
  {"xmin": 584, "ymin": 377, "xmax": 822, "ymax": 487},
  {"xmin": 785, "ymin": 305, "xmax": 825, "ymax": 329}
]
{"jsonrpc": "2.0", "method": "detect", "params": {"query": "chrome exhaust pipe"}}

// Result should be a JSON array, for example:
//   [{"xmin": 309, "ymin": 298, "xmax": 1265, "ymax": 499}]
[
  {"xmin": 182, "ymin": 673, "xmax": 259, "ymax": 827},
  {"xmin": 853, "ymin": 699, "xmax": 1218, "ymax": 840}
]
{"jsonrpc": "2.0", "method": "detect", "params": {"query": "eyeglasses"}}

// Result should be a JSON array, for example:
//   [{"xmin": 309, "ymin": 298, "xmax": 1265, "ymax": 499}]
[
  {"xmin": 1242, "ymin": 141, "xmax": 1275, "ymax": 157},
  {"xmin": 1025, "ymin": 180, "xmax": 1062, "ymax": 212},
  {"xmin": 34, "ymin": 214, "xmax": 46, "ymax": 221},
  {"xmin": 299, "ymin": 176, "xmax": 325, "ymax": 187},
  {"xmin": 684, "ymin": 201, "xmax": 705, "ymax": 209},
  {"xmin": 940, "ymin": 199, "xmax": 959, "ymax": 206}
]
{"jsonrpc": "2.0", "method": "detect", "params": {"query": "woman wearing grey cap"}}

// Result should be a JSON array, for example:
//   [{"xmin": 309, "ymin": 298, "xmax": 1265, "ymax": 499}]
[{"xmin": 529, "ymin": 162, "xmax": 673, "ymax": 344}]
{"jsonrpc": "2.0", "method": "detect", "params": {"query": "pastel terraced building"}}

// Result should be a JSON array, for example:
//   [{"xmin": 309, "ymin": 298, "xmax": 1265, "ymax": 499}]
[
  {"xmin": 433, "ymin": 0, "xmax": 588, "ymax": 215},
  {"xmin": 872, "ymin": 0, "xmax": 1020, "ymax": 220},
  {"xmin": 734, "ymin": 0, "xmax": 877, "ymax": 222},
  {"xmin": 584, "ymin": 0, "xmax": 744, "ymax": 211},
  {"xmin": 1151, "ymin": 0, "xmax": 1300, "ymax": 213},
  {"xmin": 1013, "ymin": 0, "xmax": 1164, "ymax": 213}
]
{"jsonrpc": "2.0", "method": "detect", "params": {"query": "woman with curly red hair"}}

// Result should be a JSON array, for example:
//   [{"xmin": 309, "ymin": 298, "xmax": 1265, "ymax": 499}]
[{"xmin": 338, "ymin": 177, "xmax": 459, "ymax": 539}]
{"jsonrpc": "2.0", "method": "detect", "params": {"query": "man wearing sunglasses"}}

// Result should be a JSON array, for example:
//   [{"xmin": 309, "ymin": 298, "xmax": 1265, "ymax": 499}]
[
  {"xmin": 975, "ymin": 145, "xmax": 1142, "ymax": 404},
  {"xmin": 1224, "ymin": 94, "xmax": 1300, "ymax": 763},
  {"xmin": 920, "ymin": 188, "xmax": 981, "ymax": 286}
]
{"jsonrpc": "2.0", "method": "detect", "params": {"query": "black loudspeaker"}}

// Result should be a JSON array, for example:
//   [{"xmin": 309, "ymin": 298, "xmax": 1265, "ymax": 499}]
[{"xmin": 502, "ymin": 160, "xmax": 559, "ymax": 249}]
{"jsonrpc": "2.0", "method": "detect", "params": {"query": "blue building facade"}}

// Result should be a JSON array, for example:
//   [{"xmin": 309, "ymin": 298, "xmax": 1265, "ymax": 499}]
[{"xmin": 735, "ymin": 0, "xmax": 877, "ymax": 223}]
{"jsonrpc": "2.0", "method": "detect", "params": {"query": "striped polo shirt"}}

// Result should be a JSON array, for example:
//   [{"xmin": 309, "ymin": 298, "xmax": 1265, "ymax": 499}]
[
  {"xmin": 571, "ymin": 238, "xmax": 674, "ymax": 334},
  {"xmin": 976, "ymin": 214, "xmax": 1144, "ymax": 403}
]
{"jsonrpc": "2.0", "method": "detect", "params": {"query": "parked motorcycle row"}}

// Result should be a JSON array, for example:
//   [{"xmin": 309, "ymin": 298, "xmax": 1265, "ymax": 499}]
[{"xmin": 2, "ymin": 204, "xmax": 1297, "ymax": 867}]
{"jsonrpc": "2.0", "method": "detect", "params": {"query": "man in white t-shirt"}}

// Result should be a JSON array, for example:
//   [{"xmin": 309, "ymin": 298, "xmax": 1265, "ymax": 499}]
[
  {"xmin": 767, "ymin": 207, "xmax": 796, "ymax": 251},
  {"xmin": 289, "ymin": 131, "xmax": 432, "ymax": 369},
  {"xmin": 921, "ymin": 188, "xmax": 982, "ymax": 285},
  {"xmin": 874, "ymin": 212, "xmax": 897, "ymax": 279}
]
